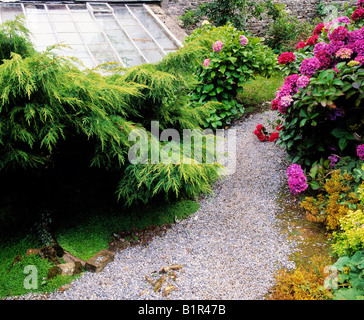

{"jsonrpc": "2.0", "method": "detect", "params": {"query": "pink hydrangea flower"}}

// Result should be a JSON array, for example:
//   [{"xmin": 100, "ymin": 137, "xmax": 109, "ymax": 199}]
[
  {"xmin": 348, "ymin": 30, "xmax": 364, "ymax": 44},
  {"xmin": 296, "ymin": 75, "xmax": 310, "ymax": 88},
  {"xmin": 352, "ymin": 8, "xmax": 364, "ymax": 21},
  {"xmin": 286, "ymin": 164, "xmax": 308, "ymax": 195},
  {"xmin": 313, "ymin": 42, "xmax": 329, "ymax": 56},
  {"xmin": 203, "ymin": 59, "xmax": 211, "ymax": 67},
  {"xmin": 327, "ymin": 40, "xmax": 346, "ymax": 55},
  {"xmin": 316, "ymin": 50, "xmax": 333, "ymax": 69},
  {"xmin": 299, "ymin": 57, "xmax": 320, "ymax": 76},
  {"xmin": 357, "ymin": 144, "xmax": 364, "ymax": 160},
  {"xmin": 240, "ymin": 35, "xmax": 248, "ymax": 46},
  {"xmin": 213, "ymin": 41, "xmax": 223, "ymax": 52},
  {"xmin": 335, "ymin": 47, "xmax": 353, "ymax": 59},
  {"xmin": 355, "ymin": 55, "xmax": 364, "ymax": 64},
  {"xmin": 329, "ymin": 26, "xmax": 349, "ymax": 41},
  {"xmin": 280, "ymin": 95, "xmax": 293, "ymax": 108}
]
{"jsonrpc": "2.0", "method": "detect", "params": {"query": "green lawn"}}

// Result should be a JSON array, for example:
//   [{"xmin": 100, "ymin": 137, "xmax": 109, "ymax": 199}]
[{"xmin": 237, "ymin": 74, "xmax": 285, "ymax": 114}]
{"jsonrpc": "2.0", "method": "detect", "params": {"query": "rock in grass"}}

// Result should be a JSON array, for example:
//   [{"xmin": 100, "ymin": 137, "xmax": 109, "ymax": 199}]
[
  {"xmin": 12, "ymin": 255, "xmax": 23, "ymax": 267},
  {"xmin": 62, "ymin": 251, "xmax": 86, "ymax": 268},
  {"xmin": 85, "ymin": 250, "xmax": 114, "ymax": 273},
  {"xmin": 48, "ymin": 266, "xmax": 62, "ymax": 279},
  {"xmin": 39, "ymin": 245, "xmax": 60, "ymax": 265},
  {"xmin": 57, "ymin": 261, "xmax": 83, "ymax": 276},
  {"xmin": 26, "ymin": 249, "xmax": 39, "ymax": 256}
]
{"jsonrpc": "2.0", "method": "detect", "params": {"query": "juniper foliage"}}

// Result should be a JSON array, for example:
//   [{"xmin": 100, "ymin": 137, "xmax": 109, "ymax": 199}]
[{"xmin": 0, "ymin": 18, "xmax": 221, "ymax": 226}]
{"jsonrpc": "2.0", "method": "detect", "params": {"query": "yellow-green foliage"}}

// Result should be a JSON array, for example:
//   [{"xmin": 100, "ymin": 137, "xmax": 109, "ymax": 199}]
[
  {"xmin": 268, "ymin": 255, "xmax": 334, "ymax": 300},
  {"xmin": 0, "ymin": 16, "xmax": 226, "ymax": 223},
  {"xmin": 300, "ymin": 171, "xmax": 360, "ymax": 231},
  {"xmin": 332, "ymin": 184, "xmax": 364, "ymax": 256}
]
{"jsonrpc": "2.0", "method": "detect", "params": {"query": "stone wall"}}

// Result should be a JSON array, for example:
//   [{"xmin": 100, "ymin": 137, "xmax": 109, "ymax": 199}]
[{"xmin": 160, "ymin": 0, "xmax": 357, "ymax": 35}]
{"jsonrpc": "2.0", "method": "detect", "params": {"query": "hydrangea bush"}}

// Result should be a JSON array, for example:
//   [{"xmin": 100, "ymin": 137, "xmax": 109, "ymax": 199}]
[
  {"xmin": 188, "ymin": 23, "xmax": 278, "ymax": 128},
  {"xmin": 255, "ymin": 5, "xmax": 364, "ymax": 195}
]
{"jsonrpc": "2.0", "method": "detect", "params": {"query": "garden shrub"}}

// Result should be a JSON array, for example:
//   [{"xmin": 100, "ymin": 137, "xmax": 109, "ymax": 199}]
[
  {"xmin": 0, "ymin": 16, "xmax": 34, "ymax": 63},
  {"xmin": 332, "ymin": 182, "xmax": 364, "ymax": 256},
  {"xmin": 253, "ymin": 3, "xmax": 364, "ymax": 198},
  {"xmin": 187, "ymin": 24, "xmax": 278, "ymax": 128},
  {"xmin": 300, "ymin": 170, "xmax": 361, "ymax": 231},
  {"xmin": 268, "ymin": 255, "xmax": 334, "ymax": 300},
  {"xmin": 178, "ymin": 0, "xmax": 280, "ymax": 31},
  {"xmin": 0, "ymin": 18, "xmax": 223, "ymax": 228},
  {"xmin": 261, "ymin": 11, "xmax": 364, "ymax": 168},
  {"xmin": 264, "ymin": 9, "xmax": 315, "ymax": 53},
  {"xmin": 331, "ymin": 249, "xmax": 364, "ymax": 299}
]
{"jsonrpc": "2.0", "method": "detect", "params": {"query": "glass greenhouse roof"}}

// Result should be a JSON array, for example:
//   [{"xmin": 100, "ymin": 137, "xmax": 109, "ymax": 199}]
[{"xmin": 0, "ymin": 1, "xmax": 182, "ymax": 68}]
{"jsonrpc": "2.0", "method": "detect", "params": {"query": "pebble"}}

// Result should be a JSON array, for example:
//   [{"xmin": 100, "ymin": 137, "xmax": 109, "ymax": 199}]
[{"xmin": 11, "ymin": 111, "xmax": 297, "ymax": 300}]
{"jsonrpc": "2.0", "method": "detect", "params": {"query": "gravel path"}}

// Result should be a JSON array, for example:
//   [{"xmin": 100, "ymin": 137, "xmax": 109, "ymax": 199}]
[{"xmin": 17, "ymin": 111, "xmax": 297, "ymax": 300}]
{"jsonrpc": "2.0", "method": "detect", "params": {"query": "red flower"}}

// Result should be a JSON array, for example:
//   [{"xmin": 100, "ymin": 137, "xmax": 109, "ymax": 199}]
[
  {"xmin": 278, "ymin": 52, "xmax": 296, "ymax": 65},
  {"xmin": 253, "ymin": 129, "xmax": 261, "ymax": 135},
  {"xmin": 352, "ymin": 8, "xmax": 364, "ymax": 21},
  {"xmin": 256, "ymin": 124, "xmax": 264, "ymax": 131},
  {"xmin": 305, "ymin": 34, "xmax": 319, "ymax": 46},
  {"xmin": 313, "ymin": 23, "xmax": 325, "ymax": 35},
  {"xmin": 271, "ymin": 99, "xmax": 280, "ymax": 111},
  {"xmin": 257, "ymin": 133, "xmax": 267, "ymax": 142},
  {"xmin": 268, "ymin": 132, "xmax": 280, "ymax": 142},
  {"xmin": 296, "ymin": 41, "xmax": 307, "ymax": 50},
  {"xmin": 276, "ymin": 124, "xmax": 284, "ymax": 131}
]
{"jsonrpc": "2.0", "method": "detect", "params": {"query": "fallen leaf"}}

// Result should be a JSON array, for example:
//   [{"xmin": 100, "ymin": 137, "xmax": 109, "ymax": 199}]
[
  {"xmin": 154, "ymin": 275, "xmax": 166, "ymax": 292},
  {"xmin": 139, "ymin": 289, "xmax": 149, "ymax": 296},
  {"xmin": 145, "ymin": 275, "xmax": 155, "ymax": 286},
  {"xmin": 162, "ymin": 283, "xmax": 178, "ymax": 297},
  {"xmin": 169, "ymin": 264, "xmax": 183, "ymax": 271}
]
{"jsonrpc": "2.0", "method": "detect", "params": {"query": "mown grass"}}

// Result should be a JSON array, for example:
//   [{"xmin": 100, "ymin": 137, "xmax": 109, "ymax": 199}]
[
  {"xmin": 237, "ymin": 73, "xmax": 285, "ymax": 114},
  {"xmin": 0, "ymin": 199, "xmax": 199, "ymax": 298}
]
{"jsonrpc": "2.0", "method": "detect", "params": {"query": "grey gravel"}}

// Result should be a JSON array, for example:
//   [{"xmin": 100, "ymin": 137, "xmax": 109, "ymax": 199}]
[{"xmin": 12, "ymin": 111, "xmax": 298, "ymax": 300}]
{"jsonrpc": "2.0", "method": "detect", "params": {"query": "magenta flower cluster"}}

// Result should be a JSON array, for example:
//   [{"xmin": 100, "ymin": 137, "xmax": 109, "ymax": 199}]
[
  {"xmin": 296, "ymin": 75, "xmax": 310, "ymax": 88},
  {"xmin": 299, "ymin": 57, "xmax": 320, "ymax": 76},
  {"xmin": 357, "ymin": 144, "xmax": 364, "ymax": 160},
  {"xmin": 272, "ymin": 19, "xmax": 364, "ymax": 116},
  {"xmin": 313, "ymin": 42, "xmax": 329, "ymax": 56},
  {"xmin": 329, "ymin": 26, "xmax": 350, "ymax": 41},
  {"xmin": 328, "ymin": 155, "xmax": 339, "ymax": 168},
  {"xmin": 286, "ymin": 164, "xmax": 308, "ymax": 195},
  {"xmin": 272, "ymin": 74, "xmax": 302, "ymax": 114}
]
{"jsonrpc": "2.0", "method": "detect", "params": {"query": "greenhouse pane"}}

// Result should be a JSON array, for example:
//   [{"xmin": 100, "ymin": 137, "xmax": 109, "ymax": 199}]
[
  {"xmin": 46, "ymin": 4, "xmax": 68, "ymax": 11},
  {"xmin": 127, "ymin": 5, "xmax": 179, "ymax": 52},
  {"xmin": 49, "ymin": 14, "xmax": 73, "ymax": 22},
  {"xmin": 53, "ymin": 21, "xmax": 78, "ymax": 33},
  {"xmin": 32, "ymin": 33, "xmax": 58, "ymax": 47},
  {"xmin": 82, "ymin": 32, "xmax": 108, "ymax": 44},
  {"xmin": 57, "ymin": 32, "xmax": 84, "ymax": 45},
  {"xmin": 27, "ymin": 22, "xmax": 54, "ymax": 34},
  {"xmin": 0, "ymin": 3, "xmax": 23, "ymax": 22},
  {"xmin": 0, "ymin": 2, "xmax": 180, "ymax": 68}
]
